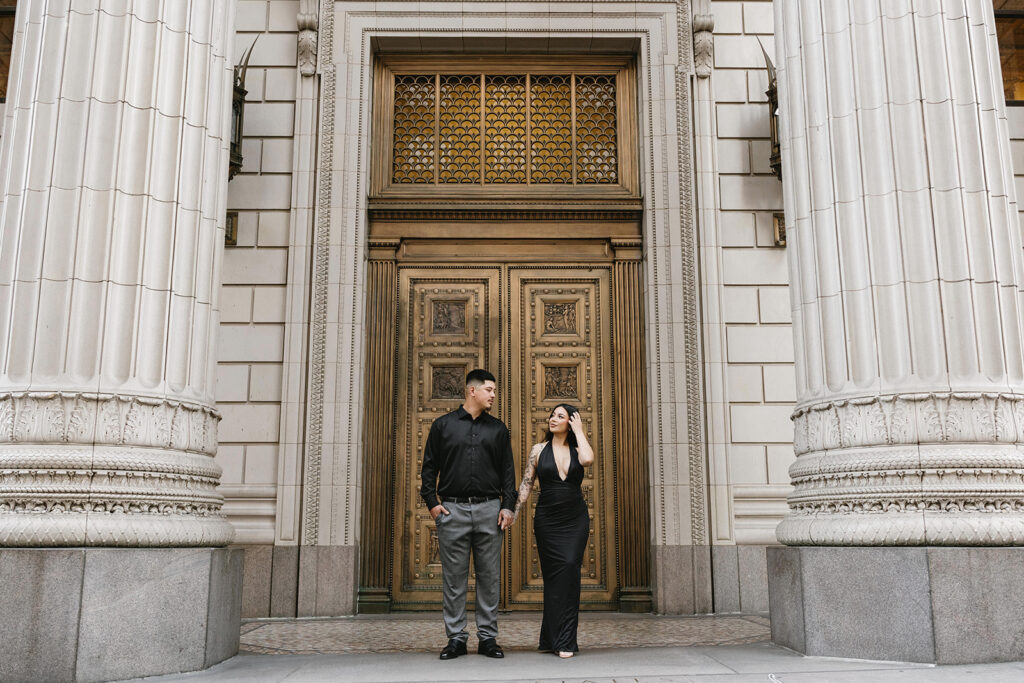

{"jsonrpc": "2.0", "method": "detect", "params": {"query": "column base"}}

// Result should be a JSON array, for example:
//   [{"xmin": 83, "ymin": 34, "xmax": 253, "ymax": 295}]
[
  {"xmin": 768, "ymin": 546, "xmax": 1024, "ymax": 664},
  {"xmin": 0, "ymin": 547, "xmax": 243, "ymax": 682}
]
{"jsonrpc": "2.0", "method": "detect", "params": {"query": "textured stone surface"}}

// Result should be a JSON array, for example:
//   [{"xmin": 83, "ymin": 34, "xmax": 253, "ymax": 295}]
[
  {"xmin": 241, "ymin": 544, "xmax": 273, "ymax": 617},
  {"xmin": 737, "ymin": 545, "xmax": 768, "ymax": 613},
  {"xmin": 652, "ymin": 545, "xmax": 694, "ymax": 614},
  {"xmin": 711, "ymin": 546, "xmax": 740, "ymax": 613},
  {"xmin": 765, "ymin": 547, "xmax": 804, "ymax": 653},
  {"xmin": 298, "ymin": 545, "xmax": 413, "ymax": 617},
  {"xmin": 0, "ymin": 549, "xmax": 84, "ymax": 683},
  {"xmin": 76, "ymin": 549, "xmax": 212, "ymax": 680},
  {"xmin": 800, "ymin": 548, "xmax": 934, "ymax": 662},
  {"xmin": 271, "ymin": 544, "xmax": 299, "ymax": 617},
  {"xmin": 928, "ymin": 548, "xmax": 1024, "ymax": 664},
  {"xmin": 206, "ymin": 548, "xmax": 245, "ymax": 667},
  {"xmin": 0, "ymin": 548, "xmax": 243, "ymax": 682},
  {"xmin": 692, "ymin": 546, "xmax": 714, "ymax": 614},
  {"xmin": 769, "ymin": 547, "xmax": 1024, "ymax": 663},
  {"xmin": 239, "ymin": 613, "xmax": 771, "ymax": 654},
  {"xmin": 297, "ymin": 545, "xmax": 318, "ymax": 616},
  {"xmin": 315, "ymin": 545, "xmax": 357, "ymax": 615}
]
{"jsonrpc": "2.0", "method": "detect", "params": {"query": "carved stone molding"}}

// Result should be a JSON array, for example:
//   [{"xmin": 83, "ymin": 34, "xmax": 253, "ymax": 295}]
[
  {"xmin": 0, "ymin": 393, "xmax": 232, "ymax": 547},
  {"xmin": 792, "ymin": 393, "xmax": 1024, "ymax": 456},
  {"xmin": 0, "ymin": 392, "xmax": 219, "ymax": 453},
  {"xmin": 673, "ymin": 0, "xmax": 707, "ymax": 546},
  {"xmin": 298, "ymin": 0, "xmax": 319, "ymax": 76},
  {"xmin": 303, "ymin": 0, "xmax": 334, "ymax": 544},
  {"xmin": 783, "ymin": 392, "xmax": 1024, "ymax": 545},
  {"xmin": 692, "ymin": 14, "xmax": 714, "ymax": 78},
  {"xmin": 369, "ymin": 209, "xmax": 642, "ymax": 222},
  {"xmin": 776, "ymin": 511, "xmax": 1024, "ymax": 546}
]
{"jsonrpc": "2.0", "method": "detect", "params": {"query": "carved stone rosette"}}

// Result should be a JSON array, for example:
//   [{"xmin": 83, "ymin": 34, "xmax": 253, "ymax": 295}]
[
  {"xmin": 778, "ymin": 393, "xmax": 1024, "ymax": 545},
  {"xmin": 0, "ymin": 392, "xmax": 232, "ymax": 546}
]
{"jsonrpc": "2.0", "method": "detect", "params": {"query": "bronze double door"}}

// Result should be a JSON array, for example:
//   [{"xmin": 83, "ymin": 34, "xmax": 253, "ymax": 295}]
[{"xmin": 390, "ymin": 264, "xmax": 617, "ymax": 610}]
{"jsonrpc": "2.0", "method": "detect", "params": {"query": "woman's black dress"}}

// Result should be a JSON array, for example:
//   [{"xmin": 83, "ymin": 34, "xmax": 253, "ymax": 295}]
[{"xmin": 533, "ymin": 440, "xmax": 590, "ymax": 653}]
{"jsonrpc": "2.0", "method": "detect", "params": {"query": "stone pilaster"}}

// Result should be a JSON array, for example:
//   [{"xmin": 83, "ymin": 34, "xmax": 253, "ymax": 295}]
[
  {"xmin": 0, "ymin": 1, "xmax": 235, "ymax": 546},
  {"xmin": 776, "ymin": 0, "xmax": 1024, "ymax": 545}
]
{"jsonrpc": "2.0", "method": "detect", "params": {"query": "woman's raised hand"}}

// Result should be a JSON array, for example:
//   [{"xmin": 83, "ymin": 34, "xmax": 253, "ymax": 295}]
[{"xmin": 569, "ymin": 411, "xmax": 584, "ymax": 434}]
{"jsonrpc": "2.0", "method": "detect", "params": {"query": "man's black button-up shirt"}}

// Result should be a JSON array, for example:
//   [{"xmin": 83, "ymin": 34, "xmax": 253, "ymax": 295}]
[{"xmin": 419, "ymin": 406, "xmax": 517, "ymax": 512}]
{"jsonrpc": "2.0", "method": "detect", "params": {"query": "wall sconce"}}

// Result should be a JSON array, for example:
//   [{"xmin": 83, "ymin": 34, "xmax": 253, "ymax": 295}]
[
  {"xmin": 225, "ymin": 211, "xmax": 239, "ymax": 246},
  {"xmin": 772, "ymin": 212, "xmax": 786, "ymax": 247},
  {"xmin": 758, "ymin": 40, "xmax": 781, "ymax": 181},
  {"xmin": 229, "ymin": 38, "xmax": 258, "ymax": 180}
]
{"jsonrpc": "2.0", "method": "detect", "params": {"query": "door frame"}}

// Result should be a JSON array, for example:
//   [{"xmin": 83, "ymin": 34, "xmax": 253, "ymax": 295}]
[{"xmin": 358, "ymin": 232, "xmax": 651, "ymax": 613}]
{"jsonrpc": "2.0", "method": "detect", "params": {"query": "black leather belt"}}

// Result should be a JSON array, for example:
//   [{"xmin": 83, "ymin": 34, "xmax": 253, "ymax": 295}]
[{"xmin": 444, "ymin": 495, "xmax": 498, "ymax": 504}]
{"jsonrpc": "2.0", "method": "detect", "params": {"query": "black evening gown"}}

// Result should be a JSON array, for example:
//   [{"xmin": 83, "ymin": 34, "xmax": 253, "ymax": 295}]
[{"xmin": 533, "ymin": 440, "xmax": 590, "ymax": 653}]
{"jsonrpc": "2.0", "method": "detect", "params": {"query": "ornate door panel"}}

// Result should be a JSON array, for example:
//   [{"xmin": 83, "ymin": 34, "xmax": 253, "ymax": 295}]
[
  {"xmin": 391, "ymin": 269, "xmax": 501, "ymax": 609},
  {"xmin": 506, "ymin": 267, "xmax": 617, "ymax": 609}
]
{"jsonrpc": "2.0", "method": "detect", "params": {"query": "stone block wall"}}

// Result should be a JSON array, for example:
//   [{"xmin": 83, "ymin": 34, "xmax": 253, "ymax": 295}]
[
  {"xmin": 219, "ymin": 0, "xmax": 299, "ymax": 546},
  {"xmin": 703, "ymin": 0, "xmax": 793, "ymax": 613}
]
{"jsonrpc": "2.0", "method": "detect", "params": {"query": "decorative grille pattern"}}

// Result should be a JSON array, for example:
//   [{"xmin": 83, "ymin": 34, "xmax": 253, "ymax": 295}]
[
  {"xmin": 391, "ymin": 72, "xmax": 619, "ymax": 186},
  {"xmin": 484, "ymin": 75, "xmax": 528, "ymax": 183},
  {"xmin": 392, "ymin": 75, "xmax": 435, "ymax": 183},
  {"xmin": 530, "ymin": 75, "xmax": 574, "ymax": 184},
  {"xmin": 575, "ymin": 75, "xmax": 618, "ymax": 184},
  {"xmin": 438, "ymin": 75, "xmax": 482, "ymax": 183}
]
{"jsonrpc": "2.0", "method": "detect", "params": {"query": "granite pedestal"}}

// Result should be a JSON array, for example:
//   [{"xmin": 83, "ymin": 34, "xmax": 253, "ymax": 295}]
[
  {"xmin": 767, "ymin": 546, "xmax": 1024, "ymax": 664},
  {"xmin": 0, "ymin": 547, "xmax": 243, "ymax": 683}
]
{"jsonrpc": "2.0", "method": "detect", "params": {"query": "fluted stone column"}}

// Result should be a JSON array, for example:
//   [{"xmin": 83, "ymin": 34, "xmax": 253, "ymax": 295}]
[
  {"xmin": 0, "ymin": 1, "xmax": 235, "ymax": 547},
  {"xmin": 774, "ymin": 0, "xmax": 1024, "ymax": 547}
]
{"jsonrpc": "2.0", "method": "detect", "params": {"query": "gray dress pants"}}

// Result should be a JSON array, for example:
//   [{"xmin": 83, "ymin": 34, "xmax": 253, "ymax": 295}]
[{"xmin": 435, "ymin": 498, "xmax": 502, "ymax": 643}]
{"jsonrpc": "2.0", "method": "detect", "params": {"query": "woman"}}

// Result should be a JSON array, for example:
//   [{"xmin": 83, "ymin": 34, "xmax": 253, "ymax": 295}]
[{"xmin": 514, "ymin": 403, "xmax": 595, "ymax": 657}]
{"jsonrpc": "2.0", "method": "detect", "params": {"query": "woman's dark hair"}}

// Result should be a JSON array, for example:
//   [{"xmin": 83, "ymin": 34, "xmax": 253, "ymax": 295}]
[{"xmin": 543, "ymin": 403, "xmax": 579, "ymax": 448}]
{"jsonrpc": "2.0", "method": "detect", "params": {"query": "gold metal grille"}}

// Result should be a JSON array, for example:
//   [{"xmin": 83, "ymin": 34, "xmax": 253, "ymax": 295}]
[
  {"xmin": 438, "ymin": 76, "xmax": 482, "ymax": 183},
  {"xmin": 484, "ymin": 75, "xmax": 528, "ymax": 183},
  {"xmin": 392, "ymin": 76, "xmax": 435, "ymax": 183},
  {"xmin": 530, "ymin": 75, "xmax": 574, "ymax": 184},
  {"xmin": 391, "ymin": 72, "xmax": 619, "ymax": 186},
  {"xmin": 575, "ymin": 75, "xmax": 618, "ymax": 184}
]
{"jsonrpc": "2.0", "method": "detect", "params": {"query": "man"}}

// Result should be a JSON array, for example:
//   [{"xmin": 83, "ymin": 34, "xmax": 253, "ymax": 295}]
[{"xmin": 420, "ymin": 368, "xmax": 517, "ymax": 660}]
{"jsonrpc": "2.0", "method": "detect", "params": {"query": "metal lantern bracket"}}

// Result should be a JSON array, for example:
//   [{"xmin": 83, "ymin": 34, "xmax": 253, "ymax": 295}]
[
  {"xmin": 758, "ymin": 38, "xmax": 782, "ymax": 182},
  {"xmin": 229, "ymin": 37, "xmax": 259, "ymax": 181}
]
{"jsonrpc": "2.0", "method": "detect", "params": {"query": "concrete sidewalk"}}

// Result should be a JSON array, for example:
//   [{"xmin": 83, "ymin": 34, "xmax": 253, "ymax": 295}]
[{"xmin": 134, "ymin": 644, "xmax": 1024, "ymax": 682}]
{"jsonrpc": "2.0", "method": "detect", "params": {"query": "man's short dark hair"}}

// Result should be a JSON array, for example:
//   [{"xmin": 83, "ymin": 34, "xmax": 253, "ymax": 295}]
[{"xmin": 466, "ymin": 369, "xmax": 496, "ymax": 386}]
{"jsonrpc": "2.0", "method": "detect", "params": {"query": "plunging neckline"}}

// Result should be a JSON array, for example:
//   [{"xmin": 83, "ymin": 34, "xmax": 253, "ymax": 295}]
[{"xmin": 549, "ymin": 441, "xmax": 571, "ymax": 482}]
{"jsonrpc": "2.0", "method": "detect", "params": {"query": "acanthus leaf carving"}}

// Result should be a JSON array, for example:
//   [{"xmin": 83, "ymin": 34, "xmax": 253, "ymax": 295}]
[
  {"xmin": 0, "ymin": 393, "xmax": 219, "ymax": 454},
  {"xmin": 794, "ymin": 393, "xmax": 1024, "ymax": 455},
  {"xmin": 297, "ymin": 3, "xmax": 319, "ymax": 77},
  {"xmin": 692, "ymin": 13, "xmax": 714, "ymax": 78},
  {"xmin": 786, "ymin": 391, "xmax": 1024, "ymax": 545}
]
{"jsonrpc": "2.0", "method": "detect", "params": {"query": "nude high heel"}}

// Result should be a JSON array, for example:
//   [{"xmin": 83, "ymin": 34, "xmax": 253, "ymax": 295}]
[{"xmin": 557, "ymin": 651, "xmax": 574, "ymax": 658}]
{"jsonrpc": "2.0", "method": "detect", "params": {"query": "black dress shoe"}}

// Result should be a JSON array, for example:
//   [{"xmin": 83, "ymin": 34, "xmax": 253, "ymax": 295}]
[
  {"xmin": 478, "ymin": 638, "xmax": 504, "ymax": 658},
  {"xmin": 439, "ymin": 639, "xmax": 468, "ymax": 660}
]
